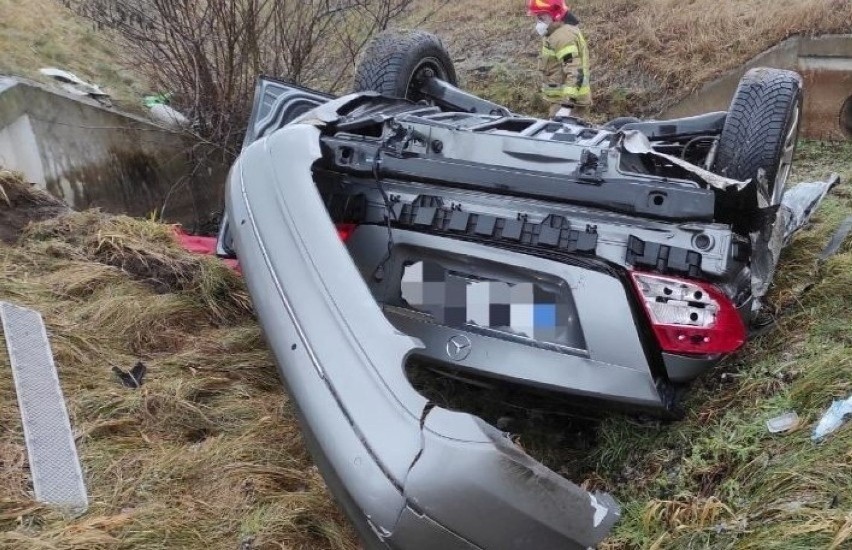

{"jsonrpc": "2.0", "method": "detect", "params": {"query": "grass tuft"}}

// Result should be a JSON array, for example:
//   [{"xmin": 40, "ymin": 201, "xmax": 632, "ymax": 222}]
[{"xmin": 0, "ymin": 182, "xmax": 355, "ymax": 549}]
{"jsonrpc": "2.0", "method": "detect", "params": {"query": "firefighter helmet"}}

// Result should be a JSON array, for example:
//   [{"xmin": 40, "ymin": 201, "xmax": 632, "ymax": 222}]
[{"xmin": 526, "ymin": 0, "xmax": 568, "ymax": 21}]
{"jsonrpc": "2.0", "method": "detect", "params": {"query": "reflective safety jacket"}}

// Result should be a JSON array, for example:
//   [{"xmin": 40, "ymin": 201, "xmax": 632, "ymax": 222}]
[{"xmin": 539, "ymin": 23, "xmax": 591, "ymax": 107}]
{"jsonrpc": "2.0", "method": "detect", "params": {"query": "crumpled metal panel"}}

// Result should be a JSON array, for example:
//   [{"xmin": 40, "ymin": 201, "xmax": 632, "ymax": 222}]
[
  {"xmin": 751, "ymin": 174, "xmax": 840, "ymax": 298},
  {"xmin": 781, "ymin": 175, "xmax": 841, "ymax": 246},
  {"xmin": 620, "ymin": 129, "xmax": 750, "ymax": 191}
]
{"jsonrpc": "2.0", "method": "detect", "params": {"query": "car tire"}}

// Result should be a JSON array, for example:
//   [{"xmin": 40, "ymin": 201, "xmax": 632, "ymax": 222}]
[
  {"xmin": 353, "ymin": 29, "xmax": 458, "ymax": 101},
  {"xmin": 712, "ymin": 68, "xmax": 803, "ymax": 224}
]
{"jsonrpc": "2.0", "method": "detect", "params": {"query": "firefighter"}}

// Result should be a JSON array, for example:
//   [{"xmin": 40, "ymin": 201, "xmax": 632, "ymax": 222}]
[{"xmin": 527, "ymin": 0, "xmax": 591, "ymax": 119}]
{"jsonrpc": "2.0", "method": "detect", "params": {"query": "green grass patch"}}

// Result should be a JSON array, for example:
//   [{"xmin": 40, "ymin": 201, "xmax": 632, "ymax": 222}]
[{"xmin": 594, "ymin": 142, "xmax": 852, "ymax": 548}]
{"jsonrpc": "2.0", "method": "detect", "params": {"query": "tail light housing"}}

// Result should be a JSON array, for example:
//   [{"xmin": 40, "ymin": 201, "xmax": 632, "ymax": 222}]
[
  {"xmin": 335, "ymin": 223, "xmax": 358, "ymax": 242},
  {"xmin": 629, "ymin": 271, "xmax": 745, "ymax": 356}
]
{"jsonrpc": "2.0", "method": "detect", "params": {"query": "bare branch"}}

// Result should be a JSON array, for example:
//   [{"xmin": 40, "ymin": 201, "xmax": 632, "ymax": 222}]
[{"xmin": 65, "ymin": 0, "xmax": 421, "ymax": 159}]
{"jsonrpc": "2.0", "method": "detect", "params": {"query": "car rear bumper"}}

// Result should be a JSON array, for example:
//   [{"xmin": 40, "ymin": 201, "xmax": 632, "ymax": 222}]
[
  {"xmin": 223, "ymin": 122, "xmax": 620, "ymax": 549},
  {"xmin": 346, "ymin": 225, "xmax": 667, "ymax": 410}
]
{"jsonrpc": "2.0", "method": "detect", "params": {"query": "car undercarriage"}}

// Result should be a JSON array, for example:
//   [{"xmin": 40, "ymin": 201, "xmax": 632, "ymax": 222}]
[{"xmin": 215, "ymin": 29, "xmax": 837, "ymax": 550}]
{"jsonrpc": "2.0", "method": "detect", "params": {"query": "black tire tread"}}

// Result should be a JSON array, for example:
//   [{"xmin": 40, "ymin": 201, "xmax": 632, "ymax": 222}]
[
  {"xmin": 353, "ymin": 29, "xmax": 457, "ymax": 98},
  {"xmin": 712, "ymin": 68, "xmax": 802, "ymax": 214}
]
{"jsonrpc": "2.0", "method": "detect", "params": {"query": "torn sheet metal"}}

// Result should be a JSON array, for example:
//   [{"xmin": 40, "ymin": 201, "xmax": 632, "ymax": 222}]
[
  {"xmin": 620, "ymin": 130, "xmax": 750, "ymax": 191},
  {"xmin": 750, "ymin": 174, "xmax": 840, "ymax": 298},
  {"xmin": 750, "ymin": 208, "xmax": 786, "ymax": 299}
]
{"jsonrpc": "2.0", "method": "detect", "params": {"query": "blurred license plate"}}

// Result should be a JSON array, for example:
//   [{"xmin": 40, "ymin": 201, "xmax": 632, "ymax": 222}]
[{"xmin": 400, "ymin": 260, "xmax": 579, "ymax": 350}]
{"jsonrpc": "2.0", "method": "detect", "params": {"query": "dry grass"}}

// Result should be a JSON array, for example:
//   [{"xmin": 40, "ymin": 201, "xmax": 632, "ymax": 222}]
[
  {"xmin": 0, "ymin": 169, "xmax": 69, "ymax": 244},
  {"xmin": 0, "ymin": 173, "xmax": 355, "ymax": 549},
  {"xmin": 416, "ymin": 0, "xmax": 852, "ymax": 119},
  {"xmin": 3, "ymin": 0, "xmax": 849, "ymax": 123},
  {"xmin": 3, "ymin": 0, "xmax": 848, "ymax": 122},
  {"xmin": 0, "ymin": 0, "xmax": 147, "ymax": 107},
  {"xmin": 545, "ymin": 141, "xmax": 852, "ymax": 549},
  {"xmin": 1, "ymin": 2, "xmax": 851, "ymax": 545}
]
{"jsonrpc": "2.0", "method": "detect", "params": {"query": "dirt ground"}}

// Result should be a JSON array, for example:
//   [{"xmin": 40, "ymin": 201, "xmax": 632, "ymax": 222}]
[{"xmin": 0, "ymin": 171, "xmax": 69, "ymax": 244}]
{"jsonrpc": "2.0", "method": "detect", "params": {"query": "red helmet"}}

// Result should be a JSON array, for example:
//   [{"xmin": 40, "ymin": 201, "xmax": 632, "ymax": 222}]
[{"xmin": 527, "ymin": 0, "xmax": 568, "ymax": 21}]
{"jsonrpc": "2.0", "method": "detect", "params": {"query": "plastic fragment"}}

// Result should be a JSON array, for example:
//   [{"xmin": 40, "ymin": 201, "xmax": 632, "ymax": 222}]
[
  {"xmin": 819, "ymin": 215, "xmax": 852, "ymax": 262},
  {"xmin": 39, "ymin": 67, "xmax": 111, "ymax": 106},
  {"xmin": 812, "ymin": 396, "xmax": 852, "ymax": 441},
  {"xmin": 112, "ymin": 361, "xmax": 147, "ymax": 389},
  {"xmin": 766, "ymin": 411, "xmax": 799, "ymax": 433},
  {"xmin": 781, "ymin": 175, "xmax": 841, "ymax": 247},
  {"xmin": 173, "ymin": 226, "xmax": 241, "ymax": 272}
]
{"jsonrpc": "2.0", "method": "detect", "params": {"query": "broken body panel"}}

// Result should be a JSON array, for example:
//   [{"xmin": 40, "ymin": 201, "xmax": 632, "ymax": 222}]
[{"xmin": 224, "ymin": 122, "xmax": 619, "ymax": 548}]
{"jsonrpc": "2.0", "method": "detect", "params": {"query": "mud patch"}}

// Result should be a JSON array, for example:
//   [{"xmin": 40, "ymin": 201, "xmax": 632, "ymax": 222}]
[{"xmin": 0, "ymin": 170, "xmax": 69, "ymax": 244}]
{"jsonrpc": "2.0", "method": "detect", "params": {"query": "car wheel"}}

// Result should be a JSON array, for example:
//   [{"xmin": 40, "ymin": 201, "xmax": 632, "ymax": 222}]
[
  {"xmin": 353, "ymin": 29, "xmax": 458, "ymax": 102},
  {"xmin": 712, "ymin": 68, "xmax": 803, "ymax": 225}
]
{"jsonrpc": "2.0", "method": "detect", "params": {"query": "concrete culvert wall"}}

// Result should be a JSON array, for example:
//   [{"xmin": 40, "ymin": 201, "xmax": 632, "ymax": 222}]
[
  {"xmin": 841, "ymin": 95, "xmax": 852, "ymax": 138},
  {"xmin": 0, "ymin": 76, "xmax": 227, "ymax": 229},
  {"xmin": 664, "ymin": 34, "xmax": 852, "ymax": 141}
]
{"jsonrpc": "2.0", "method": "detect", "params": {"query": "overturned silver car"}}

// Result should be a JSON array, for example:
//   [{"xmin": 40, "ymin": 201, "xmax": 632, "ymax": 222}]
[{"xmin": 216, "ymin": 30, "xmax": 834, "ymax": 549}]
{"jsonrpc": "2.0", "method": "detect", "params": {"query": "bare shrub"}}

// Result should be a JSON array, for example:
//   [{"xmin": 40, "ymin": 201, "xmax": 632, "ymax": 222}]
[{"xmin": 64, "ymin": 0, "xmax": 421, "ymax": 158}]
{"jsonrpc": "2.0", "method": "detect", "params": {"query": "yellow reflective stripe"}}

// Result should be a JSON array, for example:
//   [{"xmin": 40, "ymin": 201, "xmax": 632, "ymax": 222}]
[
  {"xmin": 542, "ymin": 43, "xmax": 579, "ymax": 60},
  {"xmin": 577, "ymin": 31, "xmax": 590, "ymax": 85},
  {"xmin": 555, "ymin": 43, "xmax": 578, "ymax": 59},
  {"xmin": 541, "ymin": 85, "xmax": 591, "ymax": 98}
]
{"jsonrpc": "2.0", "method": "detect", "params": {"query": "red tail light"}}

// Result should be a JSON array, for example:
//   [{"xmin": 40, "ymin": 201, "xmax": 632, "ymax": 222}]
[
  {"xmin": 335, "ymin": 223, "xmax": 358, "ymax": 242},
  {"xmin": 629, "ymin": 271, "xmax": 745, "ymax": 356}
]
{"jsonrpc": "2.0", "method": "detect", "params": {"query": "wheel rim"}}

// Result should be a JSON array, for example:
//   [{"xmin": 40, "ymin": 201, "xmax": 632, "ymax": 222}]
[
  {"xmin": 771, "ymin": 103, "xmax": 800, "ymax": 205},
  {"xmin": 405, "ymin": 57, "xmax": 447, "ymax": 102}
]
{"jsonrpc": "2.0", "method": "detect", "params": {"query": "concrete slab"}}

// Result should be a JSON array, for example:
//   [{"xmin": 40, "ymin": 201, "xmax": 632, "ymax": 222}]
[
  {"xmin": 0, "ymin": 76, "xmax": 226, "ymax": 228},
  {"xmin": 800, "ymin": 56, "xmax": 852, "ymax": 140},
  {"xmin": 663, "ymin": 35, "xmax": 852, "ymax": 141}
]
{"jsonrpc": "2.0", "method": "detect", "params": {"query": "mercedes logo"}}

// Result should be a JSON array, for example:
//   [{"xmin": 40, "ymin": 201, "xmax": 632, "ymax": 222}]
[{"xmin": 446, "ymin": 335, "xmax": 472, "ymax": 361}]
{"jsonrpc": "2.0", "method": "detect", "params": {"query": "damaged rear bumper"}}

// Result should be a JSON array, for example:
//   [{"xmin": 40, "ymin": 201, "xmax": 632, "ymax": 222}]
[{"xmin": 223, "ymin": 123, "xmax": 620, "ymax": 549}]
